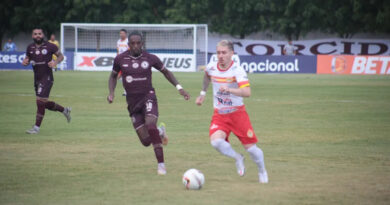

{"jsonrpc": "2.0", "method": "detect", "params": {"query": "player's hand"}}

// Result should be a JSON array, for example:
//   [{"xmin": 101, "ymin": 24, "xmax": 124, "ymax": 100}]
[
  {"xmin": 196, "ymin": 95, "xmax": 205, "ymax": 106},
  {"xmin": 22, "ymin": 58, "xmax": 29, "ymax": 66},
  {"xmin": 48, "ymin": 60, "xmax": 57, "ymax": 68},
  {"xmin": 179, "ymin": 89, "xmax": 190, "ymax": 100},
  {"xmin": 107, "ymin": 94, "xmax": 114, "ymax": 104},
  {"xmin": 219, "ymin": 86, "xmax": 230, "ymax": 93}
]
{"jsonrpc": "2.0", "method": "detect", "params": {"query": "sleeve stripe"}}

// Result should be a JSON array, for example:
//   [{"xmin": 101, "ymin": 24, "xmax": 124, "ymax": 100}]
[
  {"xmin": 238, "ymin": 81, "xmax": 249, "ymax": 86},
  {"xmin": 239, "ymin": 83, "xmax": 250, "ymax": 88}
]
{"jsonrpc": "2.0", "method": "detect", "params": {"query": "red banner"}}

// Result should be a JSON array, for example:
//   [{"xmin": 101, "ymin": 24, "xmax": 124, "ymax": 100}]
[{"xmin": 317, "ymin": 55, "xmax": 390, "ymax": 75}]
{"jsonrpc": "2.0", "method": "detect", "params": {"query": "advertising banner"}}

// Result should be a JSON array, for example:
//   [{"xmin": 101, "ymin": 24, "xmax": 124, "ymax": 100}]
[
  {"xmin": 0, "ymin": 51, "xmax": 74, "ymax": 70},
  {"xmin": 207, "ymin": 55, "xmax": 316, "ymax": 74},
  {"xmin": 75, "ymin": 52, "xmax": 196, "ymax": 72},
  {"xmin": 317, "ymin": 55, "xmax": 390, "ymax": 75},
  {"xmin": 208, "ymin": 37, "xmax": 390, "ymax": 56},
  {"xmin": 0, "ymin": 52, "xmax": 32, "ymax": 69}
]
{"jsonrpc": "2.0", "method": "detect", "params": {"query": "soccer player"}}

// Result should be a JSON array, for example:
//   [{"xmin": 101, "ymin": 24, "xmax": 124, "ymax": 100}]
[
  {"xmin": 117, "ymin": 29, "xmax": 130, "ymax": 55},
  {"xmin": 22, "ymin": 28, "xmax": 71, "ymax": 134},
  {"xmin": 48, "ymin": 34, "xmax": 60, "ymax": 71},
  {"xmin": 116, "ymin": 29, "xmax": 130, "ymax": 96},
  {"xmin": 195, "ymin": 40, "xmax": 268, "ymax": 183},
  {"xmin": 107, "ymin": 31, "xmax": 190, "ymax": 175}
]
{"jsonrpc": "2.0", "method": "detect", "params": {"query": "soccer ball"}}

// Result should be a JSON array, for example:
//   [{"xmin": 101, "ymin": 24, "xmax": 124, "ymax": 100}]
[{"xmin": 182, "ymin": 169, "xmax": 205, "ymax": 190}]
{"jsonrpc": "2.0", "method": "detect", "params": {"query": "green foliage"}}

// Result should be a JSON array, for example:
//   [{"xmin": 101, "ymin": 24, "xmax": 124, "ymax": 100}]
[{"xmin": 1, "ymin": 0, "xmax": 389, "ymax": 41}]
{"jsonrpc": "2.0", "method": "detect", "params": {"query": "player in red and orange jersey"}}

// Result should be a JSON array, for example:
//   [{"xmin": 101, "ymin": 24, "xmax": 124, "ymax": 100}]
[{"xmin": 196, "ymin": 40, "xmax": 268, "ymax": 183}]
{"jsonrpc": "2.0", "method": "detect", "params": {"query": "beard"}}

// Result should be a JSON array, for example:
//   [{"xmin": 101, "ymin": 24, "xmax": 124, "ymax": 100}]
[{"xmin": 33, "ymin": 38, "xmax": 43, "ymax": 44}]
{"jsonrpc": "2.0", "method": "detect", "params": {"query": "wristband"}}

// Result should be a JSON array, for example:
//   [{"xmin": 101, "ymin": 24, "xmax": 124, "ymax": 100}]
[
  {"xmin": 176, "ymin": 84, "xmax": 183, "ymax": 90},
  {"xmin": 200, "ymin": 90, "xmax": 206, "ymax": 96}
]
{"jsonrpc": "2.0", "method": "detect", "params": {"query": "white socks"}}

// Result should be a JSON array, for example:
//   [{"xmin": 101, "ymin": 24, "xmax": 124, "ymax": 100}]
[
  {"xmin": 211, "ymin": 138, "xmax": 241, "ymax": 161},
  {"xmin": 247, "ymin": 145, "xmax": 266, "ymax": 173}
]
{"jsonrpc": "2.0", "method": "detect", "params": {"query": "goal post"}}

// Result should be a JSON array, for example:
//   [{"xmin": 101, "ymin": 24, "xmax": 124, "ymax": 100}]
[{"xmin": 60, "ymin": 23, "xmax": 208, "ymax": 71}]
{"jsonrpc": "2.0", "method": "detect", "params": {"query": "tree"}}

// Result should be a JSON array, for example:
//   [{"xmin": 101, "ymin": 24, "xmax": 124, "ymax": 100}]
[{"xmin": 0, "ymin": 0, "xmax": 18, "ymax": 50}]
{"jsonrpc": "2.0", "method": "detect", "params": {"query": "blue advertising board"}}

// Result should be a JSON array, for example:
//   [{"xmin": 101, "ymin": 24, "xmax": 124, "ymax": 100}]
[
  {"xmin": 0, "ymin": 51, "xmax": 74, "ymax": 70},
  {"xmin": 240, "ymin": 55, "xmax": 317, "ymax": 73},
  {"xmin": 207, "ymin": 54, "xmax": 317, "ymax": 73}
]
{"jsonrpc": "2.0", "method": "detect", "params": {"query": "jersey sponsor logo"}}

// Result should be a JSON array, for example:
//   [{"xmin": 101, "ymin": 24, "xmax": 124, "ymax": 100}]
[
  {"xmin": 216, "ymin": 97, "xmax": 233, "ymax": 106},
  {"xmin": 126, "ymin": 75, "xmax": 133, "ymax": 83},
  {"xmin": 122, "ymin": 64, "xmax": 128, "ymax": 67},
  {"xmin": 217, "ymin": 90, "xmax": 230, "ymax": 96},
  {"xmin": 41, "ymin": 49, "xmax": 48, "ymax": 55},
  {"xmin": 132, "ymin": 62, "xmax": 139, "ymax": 69},
  {"xmin": 125, "ymin": 75, "xmax": 147, "ymax": 83},
  {"xmin": 141, "ymin": 61, "xmax": 149, "ymax": 69},
  {"xmin": 35, "ymin": 50, "xmax": 40, "ymax": 55}
]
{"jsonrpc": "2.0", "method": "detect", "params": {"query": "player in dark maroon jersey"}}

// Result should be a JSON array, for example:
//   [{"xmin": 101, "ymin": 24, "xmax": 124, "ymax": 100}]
[
  {"xmin": 22, "ymin": 28, "xmax": 71, "ymax": 134},
  {"xmin": 107, "ymin": 31, "xmax": 190, "ymax": 175}
]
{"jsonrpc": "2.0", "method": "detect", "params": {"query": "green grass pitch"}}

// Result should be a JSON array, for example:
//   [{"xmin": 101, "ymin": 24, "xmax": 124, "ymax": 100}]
[{"xmin": 0, "ymin": 71, "xmax": 389, "ymax": 204}]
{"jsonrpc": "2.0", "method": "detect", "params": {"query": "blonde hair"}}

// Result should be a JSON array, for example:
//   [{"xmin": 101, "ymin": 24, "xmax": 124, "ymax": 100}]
[{"xmin": 217, "ymin": 40, "xmax": 234, "ymax": 52}]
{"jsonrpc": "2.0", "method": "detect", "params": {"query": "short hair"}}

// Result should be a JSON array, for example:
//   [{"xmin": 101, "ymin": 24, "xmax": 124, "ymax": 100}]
[
  {"xmin": 120, "ymin": 29, "xmax": 127, "ymax": 33},
  {"xmin": 217, "ymin": 40, "xmax": 234, "ymax": 51},
  {"xmin": 128, "ymin": 31, "xmax": 143, "ymax": 42},
  {"xmin": 32, "ymin": 27, "xmax": 44, "ymax": 33}
]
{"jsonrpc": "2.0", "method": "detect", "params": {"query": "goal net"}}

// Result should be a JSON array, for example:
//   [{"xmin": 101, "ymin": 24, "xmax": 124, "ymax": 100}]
[{"xmin": 60, "ymin": 23, "xmax": 208, "ymax": 71}]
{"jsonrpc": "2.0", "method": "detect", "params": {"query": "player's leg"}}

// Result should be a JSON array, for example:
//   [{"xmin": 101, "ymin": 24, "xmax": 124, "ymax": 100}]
[
  {"xmin": 158, "ymin": 122, "xmax": 168, "ymax": 146},
  {"xmin": 231, "ymin": 110, "xmax": 268, "ymax": 183},
  {"xmin": 131, "ymin": 111, "xmax": 166, "ymax": 147},
  {"xmin": 210, "ymin": 130, "xmax": 245, "ymax": 176},
  {"xmin": 27, "ymin": 81, "xmax": 49, "ymax": 134},
  {"xmin": 244, "ymin": 143, "xmax": 268, "ymax": 183},
  {"xmin": 131, "ymin": 112, "xmax": 152, "ymax": 147},
  {"xmin": 39, "ymin": 80, "xmax": 71, "ymax": 122},
  {"xmin": 143, "ymin": 96, "xmax": 166, "ymax": 175},
  {"xmin": 26, "ymin": 96, "xmax": 47, "ymax": 134},
  {"xmin": 145, "ymin": 114, "xmax": 166, "ymax": 175}
]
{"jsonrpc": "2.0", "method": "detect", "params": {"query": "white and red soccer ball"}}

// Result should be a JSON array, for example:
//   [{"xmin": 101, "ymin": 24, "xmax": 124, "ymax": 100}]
[{"xmin": 182, "ymin": 169, "xmax": 205, "ymax": 190}]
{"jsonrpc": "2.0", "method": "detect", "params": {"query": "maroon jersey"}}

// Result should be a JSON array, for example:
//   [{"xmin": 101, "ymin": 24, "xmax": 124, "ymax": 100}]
[
  {"xmin": 26, "ymin": 41, "xmax": 58, "ymax": 82},
  {"xmin": 113, "ymin": 50, "xmax": 164, "ymax": 95}
]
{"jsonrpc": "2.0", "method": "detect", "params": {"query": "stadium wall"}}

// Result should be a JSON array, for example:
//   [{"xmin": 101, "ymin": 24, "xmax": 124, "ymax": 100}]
[{"xmin": 0, "ymin": 51, "xmax": 389, "ymax": 75}]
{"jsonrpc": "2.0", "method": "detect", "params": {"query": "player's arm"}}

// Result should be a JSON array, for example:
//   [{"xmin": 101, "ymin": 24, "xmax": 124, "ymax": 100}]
[
  {"xmin": 219, "ymin": 86, "xmax": 251, "ymax": 97},
  {"xmin": 220, "ymin": 67, "xmax": 251, "ymax": 97},
  {"xmin": 22, "ymin": 56, "xmax": 30, "ymax": 66},
  {"xmin": 195, "ymin": 72, "xmax": 211, "ymax": 106},
  {"xmin": 22, "ymin": 47, "xmax": 30, "ymax": 66},
  {"xmin": 48, "ymin": 50, "xmax": 64, "ymax": 68},
  {"xmin": 107, "ymin": 71, "xmax": 118, "ymax": 103},
  {"xmin": 159, "ymin": 68, "xmax": 190, "ymax": 100}
]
